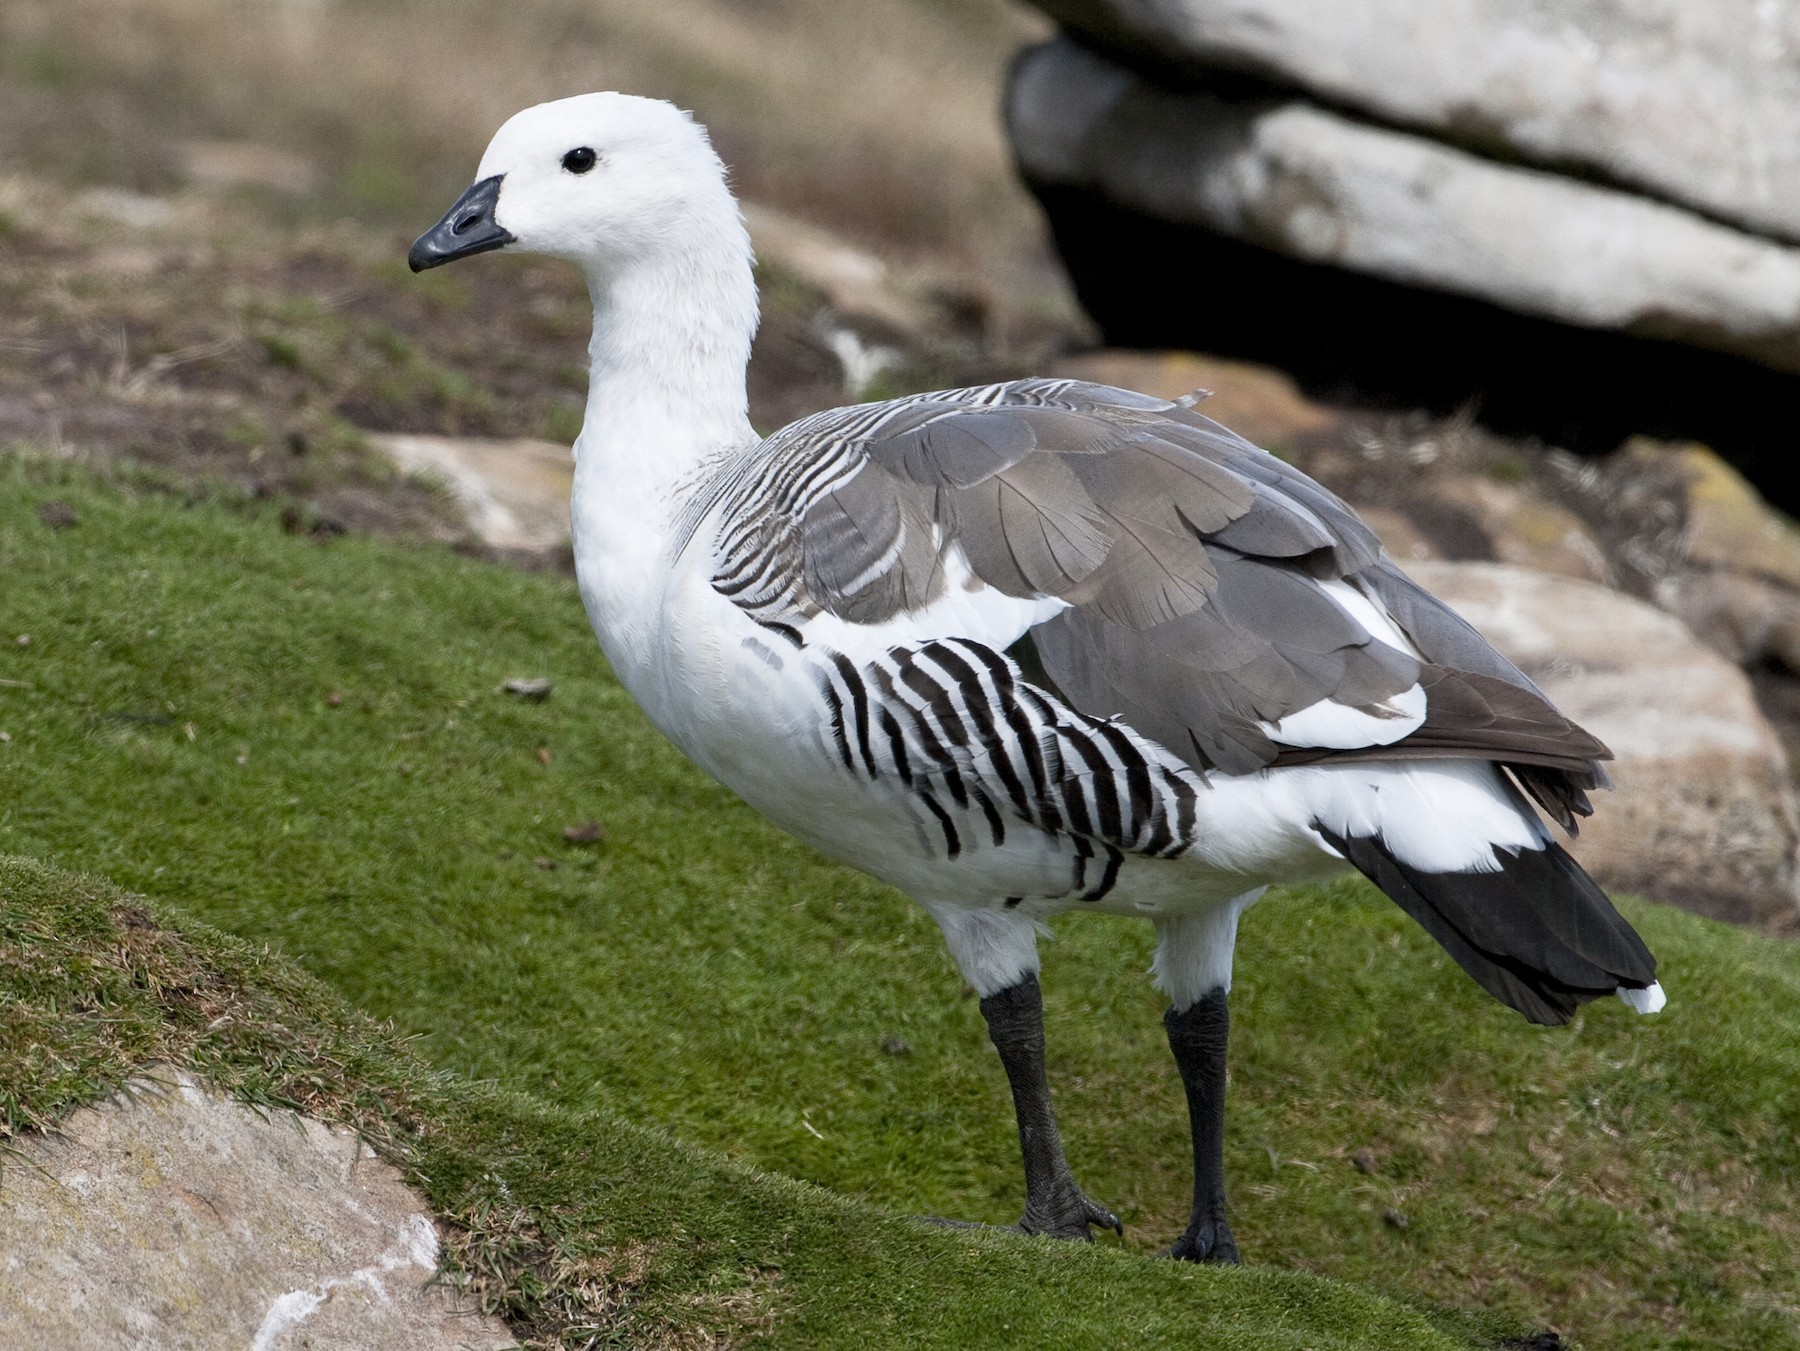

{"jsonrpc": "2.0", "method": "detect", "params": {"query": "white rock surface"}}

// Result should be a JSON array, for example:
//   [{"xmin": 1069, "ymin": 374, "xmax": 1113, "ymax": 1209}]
[
  {"xmin": 1008, "ymin": 38, "xmax": 1800, "ymax": 375},
  {"xmin": 372, "ymin": 433, "xmax": 572, "ymax": 552},
  {"xmin": 1408, "ymin": 561, "xmax": 1800, "ymax": 925},
  {"xmin": 0, "ymin": 1069, "xmax": 516, "ymax": 1351},
  {"xmin": 1032, "ymin": 0, "xmax": 1800, "ymax": 246}
]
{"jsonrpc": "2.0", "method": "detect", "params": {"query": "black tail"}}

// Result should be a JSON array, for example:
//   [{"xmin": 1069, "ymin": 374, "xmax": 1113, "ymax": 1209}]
[{"xmin": 1316, "ymin": 825, "xmax": 1657, "ymax": 1026}]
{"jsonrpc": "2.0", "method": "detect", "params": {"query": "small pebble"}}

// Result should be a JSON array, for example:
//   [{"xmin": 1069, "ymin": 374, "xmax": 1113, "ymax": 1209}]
[
  {"xmin": 880, "ymin": 1036, "xmax": 913, "ymax": 1057},
  {"xmin": 563, "ymin": 820, "xmax": 605, "ymax": 844},
  {"xmin": 327, "ymin": 689, "xmax": 343, "ymax": 707},
  {"xmin": 503, "ymin": 677, "xmax": 553, "ymax": 700},
  {"xmin": 1351, "ymin": 1148, "xmax": 1377, "ymax": 1175},
  {"xmin": 536, "ymin": 746, "xmax": 552, "ymax": 765},
  {"xmin": 533, "ymin": 856, "xmax": 558, "ymax": 870},
  {"xmin": 38, "ymin": 500, "xmax": 78, "ymax": 529},
  {"xmin": 15, "ymin": 635, "xmax": 28, "ymax": 647},
  {"xmin": 1382, "ymin": 1208, "xmax": 1409, "ymax": 1231}
]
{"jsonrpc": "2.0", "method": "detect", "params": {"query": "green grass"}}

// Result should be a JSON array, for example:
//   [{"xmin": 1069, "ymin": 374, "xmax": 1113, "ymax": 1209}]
[
  {"xmin": 3, "ymin": 457, "xmax": 1799, "ymax": 1347},
  {"xmin": 2, "ymin": 856, "xmax": 1481, "ymax": 1348}
]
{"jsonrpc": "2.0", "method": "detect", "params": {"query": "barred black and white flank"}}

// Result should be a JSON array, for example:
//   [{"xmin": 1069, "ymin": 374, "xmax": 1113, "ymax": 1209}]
[{"xmin": 411, "ymin": 92, "xmax": 1664, "ymax": 1263}]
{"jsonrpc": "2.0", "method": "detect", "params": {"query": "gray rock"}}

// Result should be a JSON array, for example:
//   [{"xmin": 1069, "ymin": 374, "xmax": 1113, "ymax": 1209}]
[
  {"xmin": 1408, "ymin": 561, "xmax": 1800, "ymax": 927},
  {"xmin": 1599, "ymin": 438, "xmax": 1800, "ymax": 671},
  {"xmin": 1008, "ymin": 39, "xmax": 1800, "ymax": 375},
  {"xmin": 0, "ymin": 1069, "xmax": 516, "ymax": 1351},
  {"xmin": 1032, "ymin": 0, "xmax": 1800, "ymax": 246}
]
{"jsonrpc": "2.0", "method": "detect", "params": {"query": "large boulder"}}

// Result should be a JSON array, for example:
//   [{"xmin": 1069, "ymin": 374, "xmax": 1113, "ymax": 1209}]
[
  {"xmin": 1031, "ymin": 0, "xmax": 1800, "ymax": 246},
  {"xmin": 1407, "ymin": 561, "xmax": 1800, "ymax": 927},
  {"xmin": 1008, "ymin": 38, "xmax": 1800, "ymax": 377}
]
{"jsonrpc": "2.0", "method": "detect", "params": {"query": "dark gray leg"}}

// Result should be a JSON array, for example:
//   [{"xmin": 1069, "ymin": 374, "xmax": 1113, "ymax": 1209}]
[
  {"xmin": 1164, "ymin": 986, "xmax": 1240, "ymax": 1263},
  {"xmin": 980, "ymin": 975, "xmax": 1122, "ymax": 1241}
]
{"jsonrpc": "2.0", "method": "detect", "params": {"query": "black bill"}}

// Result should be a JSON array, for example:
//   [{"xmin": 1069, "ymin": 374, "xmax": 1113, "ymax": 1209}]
[{"xmin": 408, "ymin": 175, "xmax": 514, "ymax": 272}]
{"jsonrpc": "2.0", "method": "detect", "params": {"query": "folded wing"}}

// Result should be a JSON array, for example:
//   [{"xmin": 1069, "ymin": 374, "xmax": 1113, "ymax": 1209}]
[{"xmin": 703, "ymin": 378, "xmax": 1608, "ymax": 829}]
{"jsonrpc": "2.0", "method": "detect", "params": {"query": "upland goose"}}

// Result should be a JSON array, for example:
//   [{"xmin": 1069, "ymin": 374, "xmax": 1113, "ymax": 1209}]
[{"xmin": 410, "ymin": 93, "xmax": 1663, "ymax": 1262}]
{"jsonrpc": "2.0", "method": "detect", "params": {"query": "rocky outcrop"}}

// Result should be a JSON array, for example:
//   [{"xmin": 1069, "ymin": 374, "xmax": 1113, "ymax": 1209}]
[
  {"xmin": 1008, "ymin": 38, "xmax": 1800, "ymax": 377},
  {"xmin": 1031, "ymin": 0, "xmax": 1800, "ymax": 246},
  {"xmin": 0, "ymin": 1070, "xmax": 514, "ymax": 1350},
  {"xmin": 1003, "ymin": 9, "xmax": 1800, "ymax": 470},
  {"xmin": 1409, "ymin": 561, "xmax": 1800, "ymax": 927},
  {"xmin": 743, "ymin": 202, "xmax": 936, "ymax": 342}
]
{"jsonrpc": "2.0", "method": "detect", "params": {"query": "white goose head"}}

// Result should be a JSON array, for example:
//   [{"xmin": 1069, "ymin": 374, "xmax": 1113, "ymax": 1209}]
[
  {"xmin": 409, "ymin": 92, "xmax": 743, "ymax": 280},
  {"xmin": 410, "ymin": 92, "xmax": 759, "ymax": 446}
]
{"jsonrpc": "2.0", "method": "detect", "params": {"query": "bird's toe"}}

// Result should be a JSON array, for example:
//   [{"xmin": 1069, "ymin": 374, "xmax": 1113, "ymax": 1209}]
[
  {"xmin": 1167, "ymin": 1216, "xmax": 1240, "ymax": 1264},
  {"xmin": 1084, "ymin": 1194, "xmax": 1125, "ymax": 1238},
  {"xmin": 1020, "ymin": 1182, "xmax": 1123, "ymax": 1241}
]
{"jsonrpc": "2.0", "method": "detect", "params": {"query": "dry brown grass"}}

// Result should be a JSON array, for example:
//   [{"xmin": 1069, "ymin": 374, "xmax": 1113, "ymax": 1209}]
[{"xmin": 0, "ymin": 0, "xmax": 1052, "ymax": 273}]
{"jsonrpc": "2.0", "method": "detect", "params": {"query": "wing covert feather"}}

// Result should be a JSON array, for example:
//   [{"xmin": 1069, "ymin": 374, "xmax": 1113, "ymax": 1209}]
[
  {"xmin": 953, "ymin": 453, "xmax": 1113, "ymax": 596},
  {"xmin": 800, "ymin": 469, "xmax": 944, "ymax": 621}
]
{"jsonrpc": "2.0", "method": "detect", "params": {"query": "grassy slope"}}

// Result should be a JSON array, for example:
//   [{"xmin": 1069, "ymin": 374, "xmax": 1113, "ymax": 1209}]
[
  {"xmin": 3, "ymin": 460, "xmax": 1798, "ymax": 1347},
  {"xmin": 1, "ymin": 856, "xmax": 1475, "ymax": 1349}
]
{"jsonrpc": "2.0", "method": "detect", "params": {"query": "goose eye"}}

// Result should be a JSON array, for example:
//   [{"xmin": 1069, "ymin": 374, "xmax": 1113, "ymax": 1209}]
[{"xmin": 562, "ymin": 147, "xmax": 597, "ymax": 175}]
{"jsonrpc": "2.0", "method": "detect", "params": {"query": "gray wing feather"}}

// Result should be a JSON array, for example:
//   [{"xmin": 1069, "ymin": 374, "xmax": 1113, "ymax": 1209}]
[
  {"xmin": 800, "ymin": 470, "xmax": 944, "ymax": 623},
  {"xmin": 1037, "ymin": 548, "xmax": 1422, "ymax": 773},
  {"xmin": 867, "ymin": 403, "xmax": 1037, "ymax": 486},
  {"xmin": 1070, "ymin": 507, "xmax": 1217, "ymax": 628},
  {"xmin": 955, "ymin": 453, "xmax": 1113, "ymax": 596},
  {"xmin": 1205, "ymin": 483, "xmax": 1338, "ymax": 558},
  {"xmin": 1062, "ymin": 437, "xmax": 1251, "ymax": 533}
]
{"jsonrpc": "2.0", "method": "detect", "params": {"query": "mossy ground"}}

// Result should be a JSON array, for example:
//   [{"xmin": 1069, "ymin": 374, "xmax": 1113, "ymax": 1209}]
[{"xmin": 3, "ymin": 460, "xmax": 1798, "ymax": 1348}]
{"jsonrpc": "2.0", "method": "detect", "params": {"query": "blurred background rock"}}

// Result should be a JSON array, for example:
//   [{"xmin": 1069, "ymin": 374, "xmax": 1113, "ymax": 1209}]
[{"xmin": 4, "ymin": 0, "xmax": 1798, "ymax": 928}]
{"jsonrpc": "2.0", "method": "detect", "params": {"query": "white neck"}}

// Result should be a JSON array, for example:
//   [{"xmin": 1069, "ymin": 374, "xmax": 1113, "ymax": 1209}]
[
  {"xmin": 568, "ymin": 205, "xmax": 760, "ymax": 716},
  {"xmin": 579, "ymin": 225, "xmax": 759, "ymax": 470}
]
